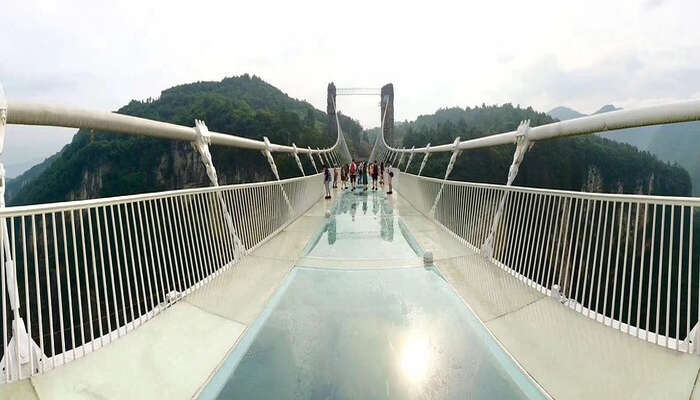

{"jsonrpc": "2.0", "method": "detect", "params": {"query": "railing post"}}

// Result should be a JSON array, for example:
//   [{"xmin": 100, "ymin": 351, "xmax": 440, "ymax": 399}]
[
  {"xmin": 292, "ymin": 143, "xmax": 305, "ymax": 176},
  {"xmin": 396, "ymin": 149, "xmax": 406, "ymax": 169},
  {"xmin": 263, "ymin": 137, "xmax": 295, "ymax": 213},
  {"xmin": 0, "ymin": 83, "xmax": 45, "ymax": 381},
  {"xmin": 417, "ymin": 143, "xmax": 431, "ymax": 176},
  {"xmin": 692, "ymin": 323, "xmax": 700, "ymax": 355},
  {"xmin": 429, "ymin": 138, "xmax": 461, "ymax": 216},
  {"xmin": 404, "ymin": 148, "xmax": 415, "ymax": 172},
  {"xmin": 480, "ymin": 120, "xmax": 534, "ymax": 260},
  {"xmin": 307, "ymin": 146, "xmax": 318, "ymax": 173},
  {"xmin": 191, "ymin": 119, "xmax": 247, "ymax": 258},
  {"xmin": 316, "ymin": 147, "xmax": 326, "ymax": 167}
]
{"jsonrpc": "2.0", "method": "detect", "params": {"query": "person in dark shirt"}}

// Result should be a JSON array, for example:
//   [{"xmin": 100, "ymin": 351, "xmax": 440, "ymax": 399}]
[{"xmin": 323, "ymin": 165, "xmax": 331, "ymax": 199}]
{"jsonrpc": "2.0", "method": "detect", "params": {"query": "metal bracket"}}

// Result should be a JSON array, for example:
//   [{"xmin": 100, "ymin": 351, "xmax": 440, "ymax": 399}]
[
  {"xmin": 404, "ymin": 149, "xmax": 415, "ymax": 172},
  {"xmin": 263, "ymin": 137, "xmax": 294, "ymax": 213},
  {"xmin": 323, "ymin": 149, "xmax": 332, "ymax": 167},
  {"xmin": 292, "ymin": 143, "xmax": 305, "ymax": 176},
  {"xmin": 480, "ymin": 120, "xmax": 533, "ymax": 260},
  {"xmin": 316, "ymin": 147, "xmax": 326, "ymax": 167},
  {"xmin": 190, "ymin": 119, "xmax": 247, "ymax": 259},
  {"xmin": 396, "ymin": 149, "xmax": 406, "ymax": 169},
  {"xmin": 417, "ymin": 143, "xmax": 431, "ymax": 176},
  {"xmin": 307, "ymin": 146, "xmax": 318, "ymax": 173},
  {"xmin": 429, "ymin": 138, "xmax": 461, "ymax": 215},
  {"xmin": 192, "ymin": 120, "xmax": 218, "ymax": 185}
]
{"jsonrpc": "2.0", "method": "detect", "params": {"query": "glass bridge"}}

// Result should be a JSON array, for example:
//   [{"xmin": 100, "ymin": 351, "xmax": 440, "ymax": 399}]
[
  {"xmin": 2, "ymin": 85, "xmax": 700, "ymax": 399},
  {"xmin": 200, "ymin": 190, "xmax": 547, "ymax": 399}
]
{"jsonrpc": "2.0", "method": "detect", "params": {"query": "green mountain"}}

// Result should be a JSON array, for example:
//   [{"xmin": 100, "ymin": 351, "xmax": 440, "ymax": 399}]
[
  {"xmin": 399, "ymin": 104, "xmax": 691, "ymax": 197},
  {"xmin": 6, "ymin": 148, "xmax": 65, "ymax": 201},
  {"xmin": 10, "ymin": 75, "xmax": 368, "ymax": 206},
  {"xmin": 547, "ymin": 104, "xmax": 700, "ymax": 195}
]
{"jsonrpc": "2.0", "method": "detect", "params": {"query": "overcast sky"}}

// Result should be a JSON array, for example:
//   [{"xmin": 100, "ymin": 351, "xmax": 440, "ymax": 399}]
[{"xmin": 2, "ymin": 0, "xmax": 700, "ymax": 176}]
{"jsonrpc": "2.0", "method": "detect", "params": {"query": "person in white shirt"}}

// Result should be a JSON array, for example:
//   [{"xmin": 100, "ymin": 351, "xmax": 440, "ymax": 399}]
[{"xmin": 386, "ymin": 164, "xmax": 394, "ymax": 195}]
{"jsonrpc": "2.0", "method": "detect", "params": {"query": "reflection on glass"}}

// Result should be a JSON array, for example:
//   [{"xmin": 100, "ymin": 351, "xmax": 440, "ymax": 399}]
[
  {"xmin": 399, "ymin": 330, "xmax": 432, "ymax": 384},
  {"xmin": 304, "ymin": 191, "xmax": 418, "ymax": 259},
  {"xmin": 203, "ymin": 268, "xmax": 546, "ymax": 399},
  {"xmin": 326, "ymin": 214, "xmax": 336, "ymax": 245}
]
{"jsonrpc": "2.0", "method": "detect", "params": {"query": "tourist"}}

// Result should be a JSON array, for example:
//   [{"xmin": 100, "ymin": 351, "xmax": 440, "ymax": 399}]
[
  {"xmin": 323, "ymin": 165, "xmax": 332, "ymax": 199},
  {"xmin": 380, "ymin": 162, "xmax": 385, "ymax": 185},
  {"xmin": 386, "ymin": 164, "xmax": 394, "ymax": 195},
  {"xmin": 360, "ymin": 161, "xmax": 368, "ymax": 191},
  {"xmin": 340, "ymin": 164, "xmax": 348, "ymax": 190},
  {"xmin": 349, "ymin": 159, "xmax": 357, "ymax": 190},
  {"xmin": 333, "ymin": 166, "xmax": 338, "ymax": 189},
  {"xmin": 371, "ymin": 162, "xmax": 379, "ymax": 190}
]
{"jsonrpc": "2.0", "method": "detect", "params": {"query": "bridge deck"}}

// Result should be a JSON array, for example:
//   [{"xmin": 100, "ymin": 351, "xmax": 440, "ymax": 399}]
[{"xmin": 3, "ymin": 188, "xmax": 700, "ymax": 399}]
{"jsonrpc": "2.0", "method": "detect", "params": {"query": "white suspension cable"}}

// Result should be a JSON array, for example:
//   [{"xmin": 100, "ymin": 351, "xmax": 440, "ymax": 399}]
[
  {"xmin": 429, "ymin": 137, "xmax": 462, "ymax": 216},
  {"xmin": 404, "ymin": 150, "xmax": 415, "ymax": 172},
  {"xmin": 307, "ymin": 146, "xmax": 318, "ymax": 173},
  {"xmin": 191, "ymin": 120, "xmax": 247, "ymax": 257},
  {"xmin": 396, "ymin": 148, "xmax": 406, "ymax": 169},
  {"xmin": 369, "ymin": 95, "xmax": 392, "ymax": 163},
  {"xmin": 368, "ymin": 99, "xmax": 700, "ymax": 156},
  {"xmin": 262, "ymin": 137, "xmax": 295, "ymax": 213},
  {"xmin": 417, "ymin": 143, "xmax": 431, "ymax": 176},
  {"xmin": 292, "ymin": 143, "xmax": 305, "ymax": 176},
  {"xmin": 330, "ymin": 96, "xmax": 353, "ymax": 164},
  {"xmin": 480, "ymin": 120, "xmax": 534, "ymax": 259}
]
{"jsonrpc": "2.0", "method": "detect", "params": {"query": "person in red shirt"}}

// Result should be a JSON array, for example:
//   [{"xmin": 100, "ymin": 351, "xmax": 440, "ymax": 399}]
[{"xmin": 349, "ymin": 160, "xmax": 357, "ymax": 191}]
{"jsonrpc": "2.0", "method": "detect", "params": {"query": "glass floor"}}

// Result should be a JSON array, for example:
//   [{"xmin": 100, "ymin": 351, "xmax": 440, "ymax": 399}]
[
  {"xmin": 303, "ymin": 190, "xmax": 422, "ymax": 259},
  {"xmin": 200, "ymin": 190, "xmax": 547, "ymax": 399}
]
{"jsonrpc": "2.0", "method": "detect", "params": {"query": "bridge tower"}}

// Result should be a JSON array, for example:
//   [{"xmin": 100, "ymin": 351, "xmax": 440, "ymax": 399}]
[
  {"xmin": 380, "ymin": 83, "xmax": 394, "ymax": 145},
  {"xmin": 327, "ymin": 82, "xmax": 337, "ymax": 141}
]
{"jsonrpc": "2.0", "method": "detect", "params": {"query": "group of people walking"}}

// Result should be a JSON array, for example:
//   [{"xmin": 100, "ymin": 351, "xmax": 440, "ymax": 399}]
[{"xmin": 323, "ymin": 160, "xmax": 394, "ymax": 199}]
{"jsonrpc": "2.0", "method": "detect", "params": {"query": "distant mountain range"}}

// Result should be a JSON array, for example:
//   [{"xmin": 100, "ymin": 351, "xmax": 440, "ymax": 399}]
[{"xmin": 547, "ymin": 104, "xmax": 700, "ymax": 196}]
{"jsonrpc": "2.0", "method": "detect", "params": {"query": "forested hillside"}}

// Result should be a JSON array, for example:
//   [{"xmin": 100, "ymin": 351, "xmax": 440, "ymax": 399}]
[
  {"xmin": 10, "ymin": 75, "xmax": 369, "ymax": 205},
  {"xmin": 547, "ymin": 105, "xmax": 700, "ymax": 196},
  {"xmin": 396, "ymin": 105, "xmax": 691, "ymax": 197}
]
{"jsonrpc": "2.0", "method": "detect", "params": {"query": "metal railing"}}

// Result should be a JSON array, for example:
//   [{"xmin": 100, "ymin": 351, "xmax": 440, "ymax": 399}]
[
  {"xmin": 0, "ymin": 174, "xmax": 322, "ymax": 382},
  {"xmin": 371, "ymin": 99, "xmax": 700, "ymax": 159},
  {"xmin": 397, "ymin": 172, "xmax": 700, "ymax": 353},
  {"xmin": 0, "ymin": 82, "xmax": 350, "ymax": 382},
  {"xmin": 5, "ymin": 102, "xmax": 348, "ymax": 159}
]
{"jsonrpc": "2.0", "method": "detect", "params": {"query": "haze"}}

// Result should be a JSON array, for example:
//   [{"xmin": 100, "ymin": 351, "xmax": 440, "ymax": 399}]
[{"xmin": 2, "ymin": 0, "xmax": 699, "ymax": 176}]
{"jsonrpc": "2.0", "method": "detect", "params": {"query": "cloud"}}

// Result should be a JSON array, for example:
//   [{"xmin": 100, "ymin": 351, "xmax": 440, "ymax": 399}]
[
  {"xmin": 2, "ymin": 0, "xmax": 700, "ymax": 175},
  {"xmin": 643, "ymin": 0, "xmax": 666, "ymax": 9},
  {"xmin": 509, "ymin": 49, "xmax": 700, "ymax": 114}
]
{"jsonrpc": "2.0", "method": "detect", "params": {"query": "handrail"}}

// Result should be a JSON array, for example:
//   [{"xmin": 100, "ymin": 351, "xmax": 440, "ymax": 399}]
[
  {"xmin": 378, "ymin": 99, "xmax": 700, "ymax": 154},
  {"xmin": 6, "ymin": 102, "xmax": 343, "ymax": 155},
  {"xmin": 396, "ymin": 171, "xmax": 700, "ymax": 354},
  {"xmin": 404, "ymin": 173, "xmax": 700, "ymax": 207},
  {"xmin": 0, "ymin": 173, "xmax": 325, "ymax": 382},
  {"xmin": 0, "ymin": 173, "xmax": 323, "ymax": 217}
]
